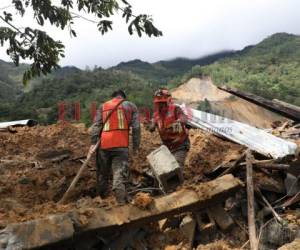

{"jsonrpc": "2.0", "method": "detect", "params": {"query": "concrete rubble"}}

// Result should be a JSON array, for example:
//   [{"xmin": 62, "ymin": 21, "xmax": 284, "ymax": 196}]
[{"xmin": 147, "ymin": 145, "xmax": 184, "ymax": 192}]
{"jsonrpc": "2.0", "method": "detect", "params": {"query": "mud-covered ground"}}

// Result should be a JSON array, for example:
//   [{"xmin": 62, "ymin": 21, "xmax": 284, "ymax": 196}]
[
  {"xmin": 0, "ymin": 123, "xmax": 242, "ymax": 226},
  {"xmin": 2, "ymin": 123, "xmax": 299, "ymax": 249}
]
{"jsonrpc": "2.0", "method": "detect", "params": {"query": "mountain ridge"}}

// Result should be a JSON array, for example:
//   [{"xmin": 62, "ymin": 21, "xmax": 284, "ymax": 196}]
[{"xmin": 0, "ymin": 32, "xmax": 299, "ymax": 124}]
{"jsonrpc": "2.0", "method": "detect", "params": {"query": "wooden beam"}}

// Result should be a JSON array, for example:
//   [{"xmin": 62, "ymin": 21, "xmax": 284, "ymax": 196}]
[
  {"xmin": 254, "ymin": 164, "xmax": 290, "ymax": 171},
  {"xmin": 273, "ymin": 99, "xmax": 300, "ymax": 113},
  {"xmin": 0, "ymin": 175, "xmax": 242, "ymax": 249},
  {"xmin": 246, "ymin": 150, "xmax": 258, "ymax": 250},
  {"xmin": 218, "ymin": 86, "xmax": 300, "ymax": 121},
  {"xmin": 240, "ymin": 161, "xmax": 290, "ymax": 171}
]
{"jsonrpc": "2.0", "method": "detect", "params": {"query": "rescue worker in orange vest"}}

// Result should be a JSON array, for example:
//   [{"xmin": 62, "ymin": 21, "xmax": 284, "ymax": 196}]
[
  {"xmin": 89, "ymin": 90, "xmax": 140, "ymax": 204},
  {"xmin": 149, "ymin": 88, "xmax": 190, "ymax": 168}
]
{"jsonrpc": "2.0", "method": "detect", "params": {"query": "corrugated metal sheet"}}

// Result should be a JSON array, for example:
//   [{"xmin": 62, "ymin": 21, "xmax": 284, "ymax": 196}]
[
  {"xmin": 180, "ymin": 105, "xmax": 298, "ymax": 159},
  {"xmin": 0, "ymin": 119, "xmax": 38, "ymax": 129}
]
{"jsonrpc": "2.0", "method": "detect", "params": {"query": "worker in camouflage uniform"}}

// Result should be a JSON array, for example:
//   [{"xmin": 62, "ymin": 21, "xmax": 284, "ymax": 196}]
[
  {"xmin": 149, "ymin": 88, "xmax": 190, "ymax": 168},
  {"xmin": 89, "ymin": 90, "xmax": 140, "ymax": 204}
]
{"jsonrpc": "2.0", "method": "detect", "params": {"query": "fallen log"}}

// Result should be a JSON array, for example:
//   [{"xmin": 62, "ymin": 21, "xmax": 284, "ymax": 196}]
[
  {"xmin": 273, "ymin": 99, "xmax": 300, "ymax": 114},
  {"xmin": 0, "ymin": 174, "xmax": 242, "ymax": 249},
  {"xmin": 218, "ymin": 86, "xmax": 300, "ymax": 122}
]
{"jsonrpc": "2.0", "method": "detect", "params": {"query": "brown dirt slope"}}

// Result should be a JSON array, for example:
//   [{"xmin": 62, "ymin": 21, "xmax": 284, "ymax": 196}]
[{"xmin": 172, "ymin": 77, "xmax": 287, "ymax": 128}]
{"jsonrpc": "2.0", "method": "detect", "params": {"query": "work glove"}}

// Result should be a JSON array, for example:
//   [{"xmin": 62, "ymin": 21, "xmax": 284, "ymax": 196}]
[{"xmin": 186, "ymin": 124, "xmax": 193, "ymax": 130}]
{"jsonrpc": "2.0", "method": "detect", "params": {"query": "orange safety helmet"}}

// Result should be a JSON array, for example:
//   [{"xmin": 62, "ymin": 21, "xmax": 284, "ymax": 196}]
[{"xmin": 153, "ymin": 88, "xmax": 172, "ymax": 103}]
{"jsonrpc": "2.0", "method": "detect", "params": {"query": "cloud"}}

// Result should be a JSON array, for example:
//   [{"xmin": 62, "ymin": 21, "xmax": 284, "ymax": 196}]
[{"xmin": 0, "ymin": 0, "xmax": 299, "ymax": 68}]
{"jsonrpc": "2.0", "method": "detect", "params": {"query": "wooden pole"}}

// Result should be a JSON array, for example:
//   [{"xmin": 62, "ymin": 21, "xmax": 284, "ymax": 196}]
[
  {"xmin": 255, "ymin": 188, "xmax": 283, "ymax": 224},
  {"xmin": 58, "ymin": 141, "xmax": 100, "ymax": 204},
  {"xmin": 246, "ymin": 150, "xmax": 258, "ymax": 250}
]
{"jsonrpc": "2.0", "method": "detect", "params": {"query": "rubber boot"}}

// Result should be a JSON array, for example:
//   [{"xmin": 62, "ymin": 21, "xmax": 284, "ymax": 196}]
[{"xmin": 98, "ymin": 179, "xmax": 109, "ymax": 198}]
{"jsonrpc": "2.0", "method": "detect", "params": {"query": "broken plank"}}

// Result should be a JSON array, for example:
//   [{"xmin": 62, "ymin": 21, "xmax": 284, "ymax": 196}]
[
  {"xmin": 0, "ymin": 174, "xmax": 242, "ymax": 249},
  {"xmin": 254, "ymin": 163, "xmax": 290, "ymax": 171},
  {"xmin": 219, "ymin": 151, "xmax": 246, "ymax": 177},
  {"xmin": 218, "ymin": 86, "xmax": 300, "ymax": 122},
  {"xmin": 240, "ymin": 161, "xmax": 290, "ymax": 170}
]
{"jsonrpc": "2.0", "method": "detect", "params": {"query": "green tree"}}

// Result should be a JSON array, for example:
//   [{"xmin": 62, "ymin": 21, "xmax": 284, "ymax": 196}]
[
  {"xmin": 0, "ymin": 0, "xmax": 162, "ymax": 84},
  {"xmin": 197, "ymin": 98, "xmax": 211, "ymax": 112}
]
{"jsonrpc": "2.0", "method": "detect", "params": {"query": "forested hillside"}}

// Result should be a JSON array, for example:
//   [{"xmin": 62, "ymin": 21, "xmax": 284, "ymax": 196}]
[
  {"xmin": 1, "ymin": 32, "xmax": 300, "ymax": 124},
  {"xmin": 1, "ymin": 69, "xmax": 157, "ymax": 124},
  {"xmin": 112, "ymin": 51, "xmax": 234, "ymax": 83},
  {"xmin": 0, "ymin": 52, "xmax": 231, "ymax": 124},
  {"xmin": 181, "ymin": 33, "xmax": 300, "ymax": 105}
]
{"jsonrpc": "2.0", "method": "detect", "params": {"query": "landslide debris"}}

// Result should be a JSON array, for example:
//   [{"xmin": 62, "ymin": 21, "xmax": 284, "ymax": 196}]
[
  {"xmin": 0, "ymin": 123, "xmax": 241, "ymax": 227},
  {"xmin": 1, "ymin": 122, "xmax": 299, "ymax": 250}
]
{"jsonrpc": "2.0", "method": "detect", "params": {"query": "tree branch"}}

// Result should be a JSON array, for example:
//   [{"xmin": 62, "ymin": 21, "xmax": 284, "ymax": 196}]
[
  {"xmin": 0, "ymin": 15, "xmax": 31, "ymax": 42},
  {"xmin": 70, "ymin": 11, "xmax": 98, "ymax": 24},
  {"xmin": 0, "ymin": 5, "xmax": 14, "ymax": 11}
]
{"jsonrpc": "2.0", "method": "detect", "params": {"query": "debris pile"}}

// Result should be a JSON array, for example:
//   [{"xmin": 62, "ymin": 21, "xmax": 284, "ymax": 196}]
[
  {"xmin": 0, "ymin": 121, "xmax": 300, "ymax": 249},
  {"xmin": 272, "ymin": 120, "xmax": 300, "ymax": 139}
]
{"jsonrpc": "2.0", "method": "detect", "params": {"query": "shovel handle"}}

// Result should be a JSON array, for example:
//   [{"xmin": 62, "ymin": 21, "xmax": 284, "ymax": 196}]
[{"xmin": 58, "ymin": 141, "xmax": 100, "ymax": 204}]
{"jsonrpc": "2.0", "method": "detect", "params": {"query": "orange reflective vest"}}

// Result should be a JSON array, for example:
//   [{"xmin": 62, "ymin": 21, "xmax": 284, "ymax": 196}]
[
  {"xmin": 100, "ymin": 98, "xmax": 130, "ymax": 149},
  {"xmin": 154, "ymin": 104, "xmax": 188, "ymax": 150}
]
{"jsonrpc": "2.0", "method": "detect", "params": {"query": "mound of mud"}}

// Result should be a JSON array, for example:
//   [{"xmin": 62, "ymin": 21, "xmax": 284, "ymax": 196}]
[{"xmin": 0, "ymin": 123, "xmax": 241, "ymax": 228}]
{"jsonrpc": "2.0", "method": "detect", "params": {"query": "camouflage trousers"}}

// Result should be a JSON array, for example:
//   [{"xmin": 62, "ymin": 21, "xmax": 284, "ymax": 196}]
[
  {"xmin": 96, "ymin": 148, "xmax": 129, "ymax": 203},
  {"xmin": 172, "ymin": 148, "xmax": 189, "ymax": 168}
]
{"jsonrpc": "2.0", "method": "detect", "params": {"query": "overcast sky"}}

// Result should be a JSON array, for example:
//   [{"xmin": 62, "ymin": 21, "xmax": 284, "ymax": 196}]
[{"xmin": 0, "ymin": 0, "xmax": 300, "ymax": 68}]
